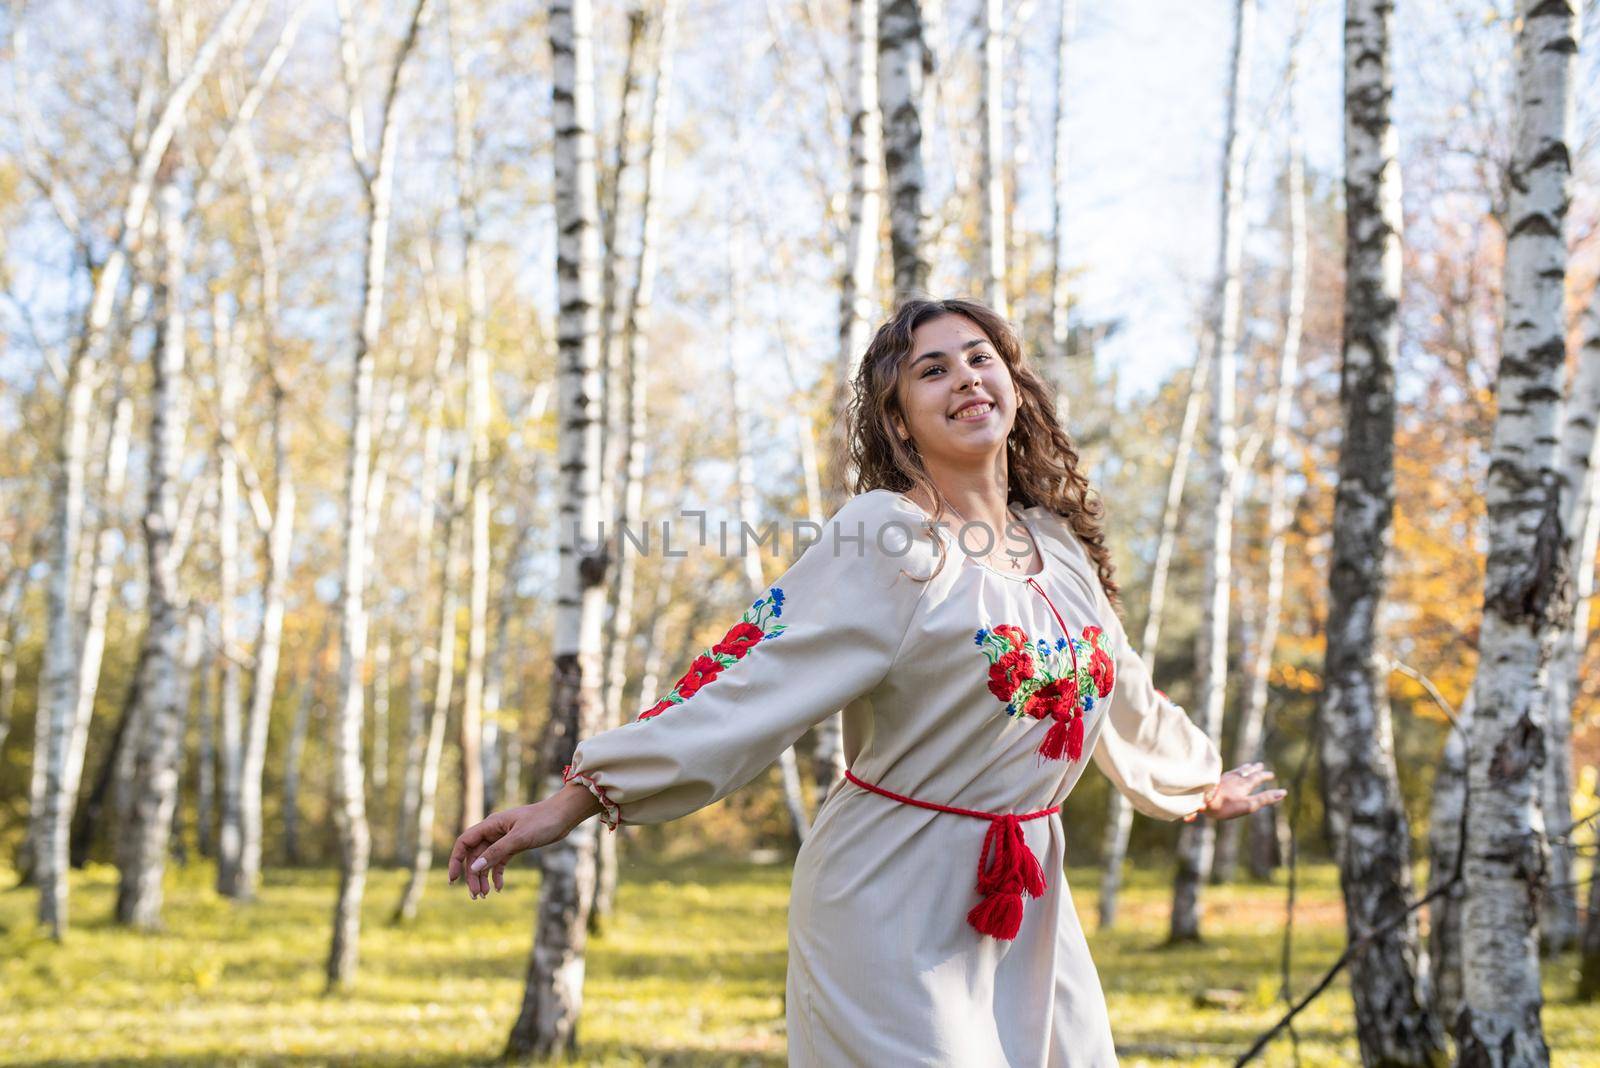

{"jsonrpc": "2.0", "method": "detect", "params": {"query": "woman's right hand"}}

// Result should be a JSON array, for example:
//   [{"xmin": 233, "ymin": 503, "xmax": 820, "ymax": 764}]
[{"xmin": 447, "ymin": 784, "xmax": 602, "ymax": 898}]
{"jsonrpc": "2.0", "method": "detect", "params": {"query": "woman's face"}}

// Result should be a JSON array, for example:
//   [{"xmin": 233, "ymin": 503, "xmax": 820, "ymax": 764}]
[{"xmin": 893, "ymin": 314, "xmax": 1017, "ymax": 467}]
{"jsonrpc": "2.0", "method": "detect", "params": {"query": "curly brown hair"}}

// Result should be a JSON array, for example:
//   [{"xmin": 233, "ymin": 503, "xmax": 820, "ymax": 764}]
[{"xmin": 840, "ymin": 296, "xmax": 1122, "ymax": 616}]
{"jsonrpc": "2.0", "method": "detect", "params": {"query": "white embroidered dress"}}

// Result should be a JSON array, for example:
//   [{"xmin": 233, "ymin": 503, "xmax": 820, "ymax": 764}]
[{"xmin": 565, "ymin": 489, "xmax": 1221, "ymax": 1066}]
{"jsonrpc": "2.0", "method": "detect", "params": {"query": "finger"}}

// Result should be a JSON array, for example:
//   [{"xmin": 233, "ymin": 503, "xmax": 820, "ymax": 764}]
[
  {"xmin": 1248, "ymin": 768, "xmax": 1276, "ymax": 788},
  {"xmin": 448, "ymin": 838, "xmax": 466, "ymax": 882},
  {"xmin": 465, "ymin": 846, "xmax": 489, "ymax": 896},
  {"xmin": 493, "ymin": 862, "xmax": 506, "ymax": 892},
  {"xmin": 449, "ymin": 820, "xmax": 500, "ymax": 881},
  {"xmin": 1252, "ymin": 789, "xmax": 1287, "ymax": 811}
]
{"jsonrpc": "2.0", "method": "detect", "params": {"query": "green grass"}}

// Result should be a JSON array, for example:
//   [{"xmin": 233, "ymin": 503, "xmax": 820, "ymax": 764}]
[{"xmin": 1, "ymin": 858, "xmax": 1596, "ymax": 1066}]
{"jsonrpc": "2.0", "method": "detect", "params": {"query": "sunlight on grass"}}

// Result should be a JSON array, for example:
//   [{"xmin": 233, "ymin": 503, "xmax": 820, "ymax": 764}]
[{"xmin": 1, "ymin": 858, "xmax": 1596, "ymax": 1066}]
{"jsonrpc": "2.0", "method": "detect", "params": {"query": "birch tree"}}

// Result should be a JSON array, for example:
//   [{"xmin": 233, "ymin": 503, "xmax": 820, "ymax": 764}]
[
  {"xmin": 282, "ymin": 630, "xmax": 326, "ymax": 867},
  {"xmin": 396, "ymin": 453, "xmax": 468, "ymax": 922},
  {"xmin": 213, "ymin": 300, "xmax": 246, "ymax": 891},
  {"xmin": 398, "ymin": 278, "xmax": 456, "ymax": 870},
  {"xmin": 576, "ymin": 0, "xmax": 649, "ymax": 932},
  {"xmin": 594, "ymin": 0, "xmax": 678, "ymax": 932},
  {"xmin": 232, "ymin": 134, "xmax": 296, "ymax": 898},
  {"xmin": 977, "ymin": 0, "xmax": 1005, "ymax": 316},
  {"xmin": 114, "ymin": 179, "xmax": 195, "ymax": 931},
  {"xmin": 822, "ymin": 0, "xmax": 881, "ymax": 521},
  {"xmin": 1169, "ymin": 0, "xmax": 1253, "ymax": 945},
  {"xmin": 1214, "ymin": 15, "xmax": 1308, "ymax": 885},
  {"xmin": 451, "ymin": 0, "xmax": 491, "ymax": 833},
  {"xmin": 1047, "ymin": 0, "xmax": 1075, "ymax": 395},
  {"xmin": 1540, "ymin": 278, "xmax": 1600, "ymax": 953},
  {"xmin": 1428, "ymin": 692, "xmax": 1474, "ymax": 1025},
  {"xmin": 1457, "ymin": 3, "xmax": 1582, "ymax": 1057},
  {"xmin": 1573, "ymin": 294, "xmax": 1600, "ymax": 1000},
  {"xmin": 1315, "ymin": 1, "xmax": 1446, "ymax": 1059},
  {"xmin": 880, "ymin": 0, "xmax": 929, "ymax": 299},
  {"xmin": 327, "ymin": 0, "xmax": 433, "ymax": 988},
  {"xmin": 506, "ymin": 0, "xmax": 607, "ymax": 1055}
]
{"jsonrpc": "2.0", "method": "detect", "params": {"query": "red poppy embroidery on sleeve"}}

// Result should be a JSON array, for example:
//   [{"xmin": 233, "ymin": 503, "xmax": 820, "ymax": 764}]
[
  {"xmin": 635, "ymin": 586, "xmax": 787, "ymax": 721},
  {"xmin": 973, "ymin": 622, "xmax": 1115, "ymax": 761}
]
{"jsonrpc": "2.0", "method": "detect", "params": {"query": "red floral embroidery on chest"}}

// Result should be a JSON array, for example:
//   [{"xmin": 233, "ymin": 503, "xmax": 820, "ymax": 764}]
[{"xmin": 974, "ymin": 617, "xmax": 1114, "ymax": 762}]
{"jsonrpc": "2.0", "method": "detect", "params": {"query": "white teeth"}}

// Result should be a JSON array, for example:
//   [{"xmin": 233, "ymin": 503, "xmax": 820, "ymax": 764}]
[{"xmin": 953, "ymin": 402, "xmax": 993, "ymax": 421}]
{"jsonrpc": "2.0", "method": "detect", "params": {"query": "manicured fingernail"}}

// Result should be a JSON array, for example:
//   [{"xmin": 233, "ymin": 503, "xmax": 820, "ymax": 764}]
[{"xmin": 471, "ymin": 857, "xmax": 487, "ymax": 873}]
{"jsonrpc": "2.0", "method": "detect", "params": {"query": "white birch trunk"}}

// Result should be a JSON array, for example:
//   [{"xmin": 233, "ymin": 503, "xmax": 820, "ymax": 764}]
[
  {"xmin": 229, "ymin": 126, "xmax": 294, "ymax": 897},
  {"xmin": 1540, "ymin": 277, "xmax": 1600, "ymax": 952},
  {"xmin": 168, "ymin": 610, "xmax": 207, "ymax": 867},
  {"xmin": 1214, "ymin": 41, "xmax": 1308, "ymax": 886},
  {"xmin": 327, "ymin": 0, "xmax": 432, "ymax": 989},
  {"xmin": 880, "ymin": 0, "xmax": 929, "ymax": 299},
  {"xmin": 1317, "ymin": 2, "xmax": 1445, "ymax": 1059},
  {"xmin": 197, "ymin": 637, "xmax": 216, "ymax": 858},
  {"xmin": 371, "ymin": 631, "xmax": 391, "ymax": 795},
  {"xmin": 214, "ymin": 300, "xmax": 246, "ymax": 890},
  {"xmin": 1459, "ymin": 4, "xmax": 1581, "ymax": 1059},
  {"xmin": 114, "ymin": 181, "xmax": 194, "ymax": 931},
  {"xmin": 397, "ymin": 308, "xmax": 455, "ymax": 869},
  {"xmin": 824, "ymin": 0, "xmax": 881, "ymax": 518},
  {"xmin": 0, "ymin": 573, "xmax": 22, "ymax": 758},
  {"xmin": 1428, "ymin": 693, "xmax": 1474, "ymax": 1027},
  {"xmin": 61, "ymin": 385, "xmax": 134, "ymax": 839},
  {"xmin": 481, "ymin": 523, "xmax": 530, "ymax": 813},
  {"xmin": 282, "ymin": 647, "xmax": 319, "ymax": 867},
  {"xmin": 593, "ymin": 0, "xmax": 678, "ymax": 932},
  {"xmin": 237, "ymin": 373, "xmax": 293, "ymax": 897},
  {"xmin": 507, "ymin": 0, "xmax": 606, "ymax": 1054},
  {"xmin": 450, "ymin": 0, "xmax": 491, "ymax": 833},
  {"xmin": 395, "ymin": 456, "xmax": 467, "ymax": 922},
  {"xmin": 1003, "ymin": 2, "xmax": 1034, "ymax": 336},
  {"xmin": 1170, "ymin": 0, "xmax": 1253, "ymax": 945},
  {"xmin": 1048, "ymin": 0, "xmax": 1075, "ymax": 395},
  {"xmin": 978, "ymin": 0, "xmax": 1005, "ymax": 316}
]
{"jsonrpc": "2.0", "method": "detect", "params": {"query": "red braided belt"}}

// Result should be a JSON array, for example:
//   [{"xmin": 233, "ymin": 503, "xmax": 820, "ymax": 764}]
[{"xmin": 843, "ymin": 768, "xmax": 1058, "ymax": 941}]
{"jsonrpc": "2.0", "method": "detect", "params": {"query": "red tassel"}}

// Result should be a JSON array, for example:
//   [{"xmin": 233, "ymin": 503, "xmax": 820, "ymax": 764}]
[
  {"xmin": 1066, "ymin": 713, "xmax": 1084, "ymax": 762},
  {"xmin": 1038, "ymin": 717, "xmax": 1071, "ymax": 760},
  {"xmin": 967, "ymin": 892, "xmax": 1024, "ymax": 940},
  {"xmin": 1018, "ymin": 845, "xmax": 1046, "ymax": 898},
  {"xmin": 967, "ymin": 814, "xmax": 1049, "ymax": 941}
]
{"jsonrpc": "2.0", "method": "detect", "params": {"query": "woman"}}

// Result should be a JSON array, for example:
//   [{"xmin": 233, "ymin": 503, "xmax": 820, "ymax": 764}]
[{"xmin": 449, "ymin": 297, "xmax": 1286, "ymax": 1066}]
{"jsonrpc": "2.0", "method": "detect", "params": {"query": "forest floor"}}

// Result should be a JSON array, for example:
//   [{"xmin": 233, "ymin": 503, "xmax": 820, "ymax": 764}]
[{"xmin": 1, "ymin": 857, "xmax": 1597, "ymax": 1066}]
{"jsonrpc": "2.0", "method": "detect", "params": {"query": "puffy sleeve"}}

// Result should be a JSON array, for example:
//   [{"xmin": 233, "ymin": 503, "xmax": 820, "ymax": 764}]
[
  {"xmin": 563, "ymin": 490, "xmax": 936, "ymax": 829},
  {"xmin": 1090, "ymin": 611, "xmax": 1222, "ymax": 821},
  {"xmin": 1037, "ymin": 511, "xmax": 1221, "ymax": 820}
]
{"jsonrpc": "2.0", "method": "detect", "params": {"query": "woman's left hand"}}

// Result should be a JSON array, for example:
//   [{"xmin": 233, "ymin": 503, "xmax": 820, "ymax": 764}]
[{"xmin": 1182, "ymin": 762, "xmax": 1286, "ymax": 822}]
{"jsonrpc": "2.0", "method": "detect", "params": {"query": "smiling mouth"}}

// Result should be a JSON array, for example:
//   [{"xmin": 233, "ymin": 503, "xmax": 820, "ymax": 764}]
[{"xmin": 951, "ymin": 401, "xmax": 995, "ymax": 421}]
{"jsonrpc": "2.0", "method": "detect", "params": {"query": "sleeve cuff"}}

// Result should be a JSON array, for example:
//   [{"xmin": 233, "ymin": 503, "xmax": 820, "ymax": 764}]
[{"xmin": 562, "ymin": 764, "xmax": 622, "ymax": 831}]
